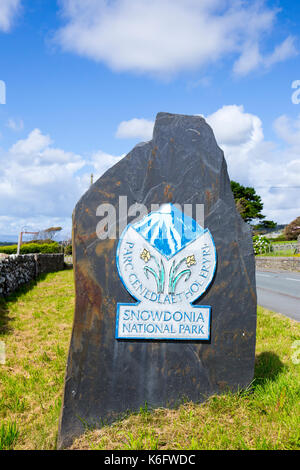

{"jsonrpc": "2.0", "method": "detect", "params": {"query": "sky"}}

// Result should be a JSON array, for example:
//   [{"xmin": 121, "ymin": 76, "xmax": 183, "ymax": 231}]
[{"xmin": 0, "ymin": 0, "xmax": 300, "ymax": 241}]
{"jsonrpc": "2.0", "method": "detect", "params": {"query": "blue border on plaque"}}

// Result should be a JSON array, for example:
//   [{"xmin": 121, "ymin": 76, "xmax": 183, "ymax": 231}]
[
  {"xmin": 115, "ymin": 204, "xmax": 217, "ymax": 341},
  {"xmin": 115, "ymin": 303, "xmax": 212, "ymax": 341}
]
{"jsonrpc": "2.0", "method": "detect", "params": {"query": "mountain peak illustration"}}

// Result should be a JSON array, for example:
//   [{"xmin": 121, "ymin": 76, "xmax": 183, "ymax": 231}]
[{"xmin": 132, "ymin": 203, "xmax": 204, "ymax": 259}]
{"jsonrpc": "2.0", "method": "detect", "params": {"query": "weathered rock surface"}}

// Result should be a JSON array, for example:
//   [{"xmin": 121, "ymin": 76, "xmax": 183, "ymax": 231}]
[{"xmin": 58, "ymin": 112, "xmax": 257, "ymax": 448}]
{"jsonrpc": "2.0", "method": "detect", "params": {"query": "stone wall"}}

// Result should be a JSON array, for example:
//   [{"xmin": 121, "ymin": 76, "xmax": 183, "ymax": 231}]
[
  {"xmin": 35, "ymin": 253, "xmax": 65, "ymax": 275},
  {"xmin": 0, "ymin": 254, "xmax": 65, "ymax": 297},
  {"xmin": 255, "ymin": 256, "xmax": 300, "ymax": 272}
]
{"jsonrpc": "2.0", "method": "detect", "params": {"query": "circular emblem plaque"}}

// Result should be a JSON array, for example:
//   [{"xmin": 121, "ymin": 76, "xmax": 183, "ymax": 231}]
[{"xmin": 116, "ymin": 204, "xmax": 217, "ymax": 340}]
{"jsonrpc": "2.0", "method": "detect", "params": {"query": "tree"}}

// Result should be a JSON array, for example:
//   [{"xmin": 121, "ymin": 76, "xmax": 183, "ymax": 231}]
[
  {"xmin": 254, "ymin": 220, "xmax": 277, "ymax": 231},
  {"xmin": 283, "ymin": 216, "xmax": 300, "ymax": 240},
  {"xmin": 230, "ymin": 181, "xmax": 265, "ymax": 223},
  {"xmin": 39, "ymin": 226, "xmax": 62, "ymax": 240}
]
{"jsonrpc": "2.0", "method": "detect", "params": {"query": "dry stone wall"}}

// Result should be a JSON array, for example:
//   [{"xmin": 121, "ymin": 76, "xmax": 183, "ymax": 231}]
[
  {"xmin": 255, "ymin": 256, "xmax": 300, "ymax": 272},
  {"xmin": 0, "ymin": 254, "xmax": 65, "ymax": 296}
]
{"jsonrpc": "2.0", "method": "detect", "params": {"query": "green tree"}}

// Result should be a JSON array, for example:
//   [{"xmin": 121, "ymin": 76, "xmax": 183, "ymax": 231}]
[
  {"xmin": 230, "ymin": 181, "xmax": 265, "ymax": 223},
  {"xmin": 254, "ymin": 220, "xmax": 277, "ymax": 231}
]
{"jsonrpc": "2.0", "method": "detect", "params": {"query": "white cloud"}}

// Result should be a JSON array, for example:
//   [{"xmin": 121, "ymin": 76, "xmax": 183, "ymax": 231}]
[
  {"xmin": 115, "ymin": 107, "xmax": 299, "ymax": 224},
  {"xmin": 10, "ymin": 128, "xmax": 52, "ymax": 156},
  {"xmin": 90, "ymin": 150, "xmax": 124, "ymax": 180},
  {"xmin": 116, "ymin": 118, "xmax": 154, "ymax": 140},
  {"xmin": 0, "ymin": 0, "xmax": 21, "ymax": 32},
  {"xmin": 263, "ymin": 36, "xmax": 298, "ymax": 68},
  {"xmin": 232, "ymin": 42, "xmax": 261, "ymax": 76},
  {"xmin": 111, "ymin": 107, "xmax": 300, "ymax": 224},
  {"xmin": 273, "ymin": 114, "xmax": 300, "ymax": 148},
  {"xmin": 233, "ymin": 36, "xmax": 297, "ymax": 75},
  {"xmin": 206, "ymin": 105, "xmax": 300, "ymax": 224},
  {"xmin": 1, "ymin": 108, "xmax": 299, "ymax": 237},
  {"xmin": 7, "ymin": 118, "xmax": 24, "ymax": 131},
  {"xmin": 206, "ymin": 105, "xmax": 263, "ymax": 147},
  {"xmin": 0, "ymin": 128, "xmax": 122, "ymax": 237},
  {"xmin": 55, "ymin": 0, "xmax": 296, "ymax": 77}
]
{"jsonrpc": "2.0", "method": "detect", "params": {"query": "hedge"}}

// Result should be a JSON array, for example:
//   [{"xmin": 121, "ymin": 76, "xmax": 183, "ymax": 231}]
[
  {"xmin": 0, "ymin": 242, "xmax": 62, "ymax": 255},
  {"xmin": 64, "ymin": 244, "xmax": 72, "ymax": 255}
]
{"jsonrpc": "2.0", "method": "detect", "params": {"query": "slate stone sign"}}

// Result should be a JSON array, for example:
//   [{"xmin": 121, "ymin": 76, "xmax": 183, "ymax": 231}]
[{"xmin": 58, "ymin": 112, "xmax": 257, "ymax": 448}]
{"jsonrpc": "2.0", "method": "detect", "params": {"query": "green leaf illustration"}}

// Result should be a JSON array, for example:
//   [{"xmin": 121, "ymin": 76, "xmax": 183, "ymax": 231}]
[
  {"xmin": 168, "ymin": 257, "xmax": 191, "ymax": 294},
  {"xmin": 143, "ymin": 254, "xmax": 165, "ymax": 294}
]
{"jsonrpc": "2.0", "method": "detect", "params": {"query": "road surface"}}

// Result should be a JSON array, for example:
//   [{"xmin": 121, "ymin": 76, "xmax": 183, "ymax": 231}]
[{"xmin": 256, "ymin": 270, "xmax": 300, "ymax": 322}]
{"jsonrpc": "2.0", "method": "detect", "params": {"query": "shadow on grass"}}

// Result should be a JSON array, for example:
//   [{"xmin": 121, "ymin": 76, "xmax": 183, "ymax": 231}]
[
  {"xmin": 254, "ymin": 351, "xmax": 285, "ymax": 386},
  {"xmin": 0, "ymin": 273, "xmax": 48, "ymax": 334},
  {"xmin": 64, "ymin": 263, "xmax": 73, "ymax": 270},
  {"xmin": 0, "ymin": 297, "xmax": 11, "ymax": 334}
]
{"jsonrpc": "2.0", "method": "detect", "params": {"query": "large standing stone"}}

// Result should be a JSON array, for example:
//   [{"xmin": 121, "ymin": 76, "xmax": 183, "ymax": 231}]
[{"xmin": 58, "ymin": 112, "xmax": 257, "ymax": 448}]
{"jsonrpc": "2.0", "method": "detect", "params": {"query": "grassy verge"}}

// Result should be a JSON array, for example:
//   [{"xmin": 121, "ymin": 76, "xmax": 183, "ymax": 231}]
[
  {"xmin": 0, "ymin": 270, "xmax": 74, "ymax": 450},
  {"xmin": 256, "ymin": 251, "xmax": 299, "ymax": 257},
  {"xmin": 0, "ymin": 270, "xmax": 299, "ymax": 450},
  {"xmin": 270, "ymin": 241, "xmax": 297, "ymax": 245},
  {"xmin": 71, "ymin": 308, "xmax": 300, "ymax": 450}
]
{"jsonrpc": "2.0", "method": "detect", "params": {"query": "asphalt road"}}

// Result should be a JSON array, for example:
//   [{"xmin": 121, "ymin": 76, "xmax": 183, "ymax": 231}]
[{"xmin": 256, "ymin": 271, "xmax": 300, "ymax": 322}]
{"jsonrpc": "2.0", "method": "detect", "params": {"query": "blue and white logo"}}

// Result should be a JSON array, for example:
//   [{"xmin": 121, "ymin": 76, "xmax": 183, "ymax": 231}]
[{"xmin": 116, "ymin": 204, "xmax": 217, "ymax": 340}]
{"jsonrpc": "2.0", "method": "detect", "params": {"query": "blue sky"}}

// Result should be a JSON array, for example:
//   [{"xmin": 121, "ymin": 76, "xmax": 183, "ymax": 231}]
[{"xmin": 0, "ymin": 0, "xmax": 300, "ymax": 240}]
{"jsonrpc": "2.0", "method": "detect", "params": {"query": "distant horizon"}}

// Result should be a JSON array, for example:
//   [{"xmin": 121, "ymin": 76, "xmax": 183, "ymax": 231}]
[
  {"xmin": 0, "ymin": 223, "xmax": 289, "ymax": 244},
  {"xmin": 0, "ymin": 233, "xmax": 69, "ymax": 243}
]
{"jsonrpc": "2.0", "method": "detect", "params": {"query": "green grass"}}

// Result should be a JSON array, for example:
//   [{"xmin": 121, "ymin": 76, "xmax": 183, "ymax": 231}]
[
  {"xmin": 0, "ymin": 270, "xmax": 74, "ymax": 450},
  {"xmin": 71, "ymin": 306, "xmax": 300, "ymax": 450},
  {"xmin": 0, "ymin": 421, "xmax": 19, "ymax": 450},
  {"xmin": 256, "ymin": 240, "xmax": 298, "ymax": 257},
  {"xmin": 271, "ymin": 240, "xmax": 297, "ymax": 245},
  {"xmin": 256, "ymin": 250, "xmax": 299, "ymax": 257},
  {"xmin": 0, "ymin": 269, "xmax": 299, "ymax": 450}
]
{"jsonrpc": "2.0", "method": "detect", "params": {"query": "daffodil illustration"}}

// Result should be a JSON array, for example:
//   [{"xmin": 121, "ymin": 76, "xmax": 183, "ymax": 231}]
[
  {"xmin": 140, "ymin": 248, "xmax": 151, "ymax": 263},
  {"xmin": 186, "ymin": 255, "xmax": 196, "ymax": 267}
]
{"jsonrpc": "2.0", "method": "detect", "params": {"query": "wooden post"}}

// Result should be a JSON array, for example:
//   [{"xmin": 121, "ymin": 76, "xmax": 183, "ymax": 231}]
[{"xmin": 17, "ymin": 231, "xmax": 23, "ymax": 256}]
